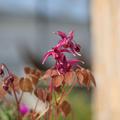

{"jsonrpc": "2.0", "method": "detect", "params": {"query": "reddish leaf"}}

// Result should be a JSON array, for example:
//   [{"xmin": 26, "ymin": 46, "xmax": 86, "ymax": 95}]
[
  {"xmin": 29, "ymin": 74, "xmax": 39, "ymax": 85},
  {"xmin": 46, "ymin": 93, "xmax": 52, "ymax": 102},
  {"xmin": 35, "ymin": 69, "xmax": 41, "ymax": 77},
  {"xmin": 34, "ymin": 88, "xmax": 47, "ymax": 102},
  {"xmin": 54, "ymin": 86, "xmax": 62, "ymax": 94},
  {"xmin": 12, "ymin": 75, "xmax": 20, "ymax": 91},
  {"xmin": 60, "ymin": 101, "xmax": 71, "ymax": 117},
  {"xmin": 52, "ymin": 75, "xmax": 64, "ymax": 87},
  {"xmin": 24, "ymin": 67, "xmax": 41, "ymax": 86},
  {"xmin": 0, "ymin": 84, "xmax": 7, "ymax": 99},
  {"xmin": 64, "ymin": 71, "xmax": 74, "ymax": 85},
  {"xmin": 76, "ymin": 68, "xmax": 84, "ymax": 85},
  {"xmin": 51, "ymin": 69, "xmax": 58, "ymax": 77},
  {"xmin": 41, "ymin": 69, "xmax": 52, "ymax": 80},
  {"xmin": 76, "ymin": 68, "xmax": 96, "ymax": 89},
  {"xmin": 24, "ymin": 67, "xmax": 31, "ymax": 74},
  {"xmin": 19, "ymin": 78, "xmax": 33, "ymax": 92},
  {"xmin": 86, "ymin": 70, "xmax": 96, "ymax": 87}
]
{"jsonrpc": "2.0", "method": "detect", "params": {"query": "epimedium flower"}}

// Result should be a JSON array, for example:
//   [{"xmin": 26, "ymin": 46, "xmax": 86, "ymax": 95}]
[
  {"xmin": 42, "ymin": 30, "xmax": 96, "ymax": 90},
  {"xmin": 54, "ymin": 31, "xmax": 81, "ymax": 56},
  {"xmin": 42, "ymin": 48, "xmax": 74, "ymax": 74},
  {"xmin": 42, "ymin": 47, "xmax": 71, "ymax": 65},
  {"xmin": 42, "ymin": 30, "xmax": 83, "ymax": 74},
  {"xmin": 55, "ymin": 56, "xmax": 80, "ymax": 74}
]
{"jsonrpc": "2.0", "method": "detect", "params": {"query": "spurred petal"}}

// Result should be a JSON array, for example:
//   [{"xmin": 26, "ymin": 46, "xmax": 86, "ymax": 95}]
[
  {"xmin": 60, "ymin": 49, "xmax": 71, "ymax": 53},
  {"xmin": 68, "ymin": 59, "xmax": 80, "ymax": 65},
  {"xmin": 55, "ymin": 31, "xmax": 67, "ymax": 39},
  {"xmin": 68, "ymin": 31, "xmax": 74, "ymax": 41},
  {"xmin": 42, "ymin": 51, "xmax": 53, "ymax": 64}
]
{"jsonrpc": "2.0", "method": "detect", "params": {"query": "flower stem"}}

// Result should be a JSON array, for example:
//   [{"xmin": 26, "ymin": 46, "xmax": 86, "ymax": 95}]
[
  {"xmin": 19, "ymin": 91, "xmax": 23, "ymax": 103},
  {"xmin": 11, "ymin": 83, "xmax": 22, "ymax": 120}
]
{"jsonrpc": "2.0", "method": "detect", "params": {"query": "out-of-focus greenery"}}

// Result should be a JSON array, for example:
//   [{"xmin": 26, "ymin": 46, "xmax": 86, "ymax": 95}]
[
  {"xmin": 0, "ymin": 88, "xmax": 91, "ymax": 120},
  {"xmin": 0, "ymin": 102, "xmax": 16, "ymax": 120},
  {"xmin": 59, "ymin": 88, "xmax": 92, "ymax": 120}
]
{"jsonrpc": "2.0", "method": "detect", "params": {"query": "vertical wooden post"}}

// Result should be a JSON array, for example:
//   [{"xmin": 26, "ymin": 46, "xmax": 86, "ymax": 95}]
[{"xmin": 91, "ymin": 0, "xmax": 120, "ymax": 120}]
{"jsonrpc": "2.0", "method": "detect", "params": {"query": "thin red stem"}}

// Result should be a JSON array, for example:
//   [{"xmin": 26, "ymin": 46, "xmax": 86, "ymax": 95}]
[
  {"xmin": 11, "ymin": 83, "xmax": 22, "ymax": 120},
  {"xmin": 19, "ymin": 91, "xmax": 24, "ymax": 103},
  {"xmin": 58, "ymin": 79, "xmax": 76, "ymax": 106}
]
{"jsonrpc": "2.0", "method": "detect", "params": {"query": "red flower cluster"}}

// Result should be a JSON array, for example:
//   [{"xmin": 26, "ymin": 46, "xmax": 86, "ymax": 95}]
[
  {"xmin": 42, "ymin": 31, "xmax": 83, "ymax": 74},
  {"xmin": 42, "ymin": 31, "xmax": 96, "ymax": 90}
]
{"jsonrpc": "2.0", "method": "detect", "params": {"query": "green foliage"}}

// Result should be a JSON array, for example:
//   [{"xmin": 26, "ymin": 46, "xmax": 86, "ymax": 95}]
[
  {"xmin": 0, "ymin": 89, "xmax": 91, "ymax": 120},
  {"xmin": 60, "ymin": 88, "xmax": 92, "ymax": 120},
  {"xmin": 0, "ymin": 102, "xmax": 16, "ymax": 120}
]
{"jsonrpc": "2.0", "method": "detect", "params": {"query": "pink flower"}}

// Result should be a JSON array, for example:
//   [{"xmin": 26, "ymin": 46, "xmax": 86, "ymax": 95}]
[
  {"xmin": 42, "ymin": 47, "xmax": 70, "ymax": 65},
  {"xmin": 19, "ymin": 103, "xmax": 29, "ymax": 116},
  {"xmin": 42, "ymin": 30, "xmax": 83, "ymax": 74},
  {"xmin": 55, "ymin": 31, "xmax": 81, "ymax": 56}
]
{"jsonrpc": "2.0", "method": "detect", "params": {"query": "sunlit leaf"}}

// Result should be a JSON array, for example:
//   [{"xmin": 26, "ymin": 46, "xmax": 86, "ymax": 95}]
[
  {"xmin": 19, "ymin": 78, "xmax": 33, "ymax": 92},
  {"xmin": 87, "ymin": 70, "xmax": 96, "ymax": 87},
  {"xmin": 52, "ymin": 75, "xmax": 64, "ymax": 87},
  {"xmin": 76, "ymin": 68, "xmax": 84, "ymax": 85},
  {"xmin": 60, "ymin": 100, "xmax": 71, "ymax": 118},
  {"xmin": 12, "ymin": 75, "xmax": 20, "ymax": 91},
  {"xmin": 29, "ymin": 74, "xmax": 39, "ymax": 85},
  {"xmin": 0, "ymin": 84, "xmax": 7, "ymax": 99},
  {"xmin": 24, "ymin": 67, "xmax": 31, "ymax": 74},
  {"xmin": 34, "ymin": 88, "xmax": 47, "ymax": 102},
  {"xmin": 64, "ymin": 71, "xmax": 74, "ymax": 85}
]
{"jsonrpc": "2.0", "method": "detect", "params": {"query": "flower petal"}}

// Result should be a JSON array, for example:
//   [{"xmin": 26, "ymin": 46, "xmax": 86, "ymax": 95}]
[
  {"xmin": 42, "ymin": 51, "xmax": 53, "ymax": 64},
  {"xmin": 55, "ymin": 31, "xmax": 67, "ymax": 39}
]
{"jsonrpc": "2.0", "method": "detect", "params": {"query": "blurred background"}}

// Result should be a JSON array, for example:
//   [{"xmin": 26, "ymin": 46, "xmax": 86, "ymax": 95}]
[
  {"xmin": 0, "ymin": 0, "xmax": 91, "ymax": 73},
  {"xmin": 0, "ymin": 0, "xmax": 120, "ymax": 120}
]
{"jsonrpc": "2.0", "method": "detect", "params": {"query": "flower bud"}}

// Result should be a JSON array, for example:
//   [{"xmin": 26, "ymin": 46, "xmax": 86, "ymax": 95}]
[{"xmin": 3, "ymin": 85, "xmax": 9, "ymax": 91}]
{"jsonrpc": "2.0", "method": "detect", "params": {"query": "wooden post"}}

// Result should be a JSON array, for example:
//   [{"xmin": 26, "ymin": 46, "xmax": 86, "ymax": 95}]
[{"xmin": 91, "ymin": 0, "xmax": 120, "ymax": 120}]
